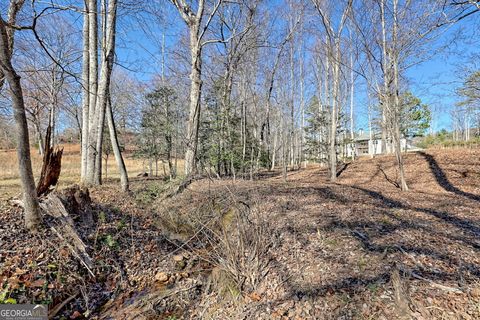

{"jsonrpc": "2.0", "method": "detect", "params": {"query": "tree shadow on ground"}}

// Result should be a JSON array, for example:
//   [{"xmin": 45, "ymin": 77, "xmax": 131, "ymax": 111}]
[
  {"xmin": 266, "ymin": 182, "xmax": 480, "ymax": 314},
  {"xmin": 351, "ymin": 185, "xmax": 480, "ymax": 239},
  {"xmin": 268, "ymin": 185, "xmax": 350, "ymax": 204},
  {"xmin": 418, "ymin": 151, "xmax": 480, "ymax": 202},
  {"xmin": 336, "ymin": 162, "xmax": 351, "ymax": 178},
  {"xmin": 377, "ymin": 165, "xmax": 400, "ymax": 188},
  {"xmin": 350, "ymin": 162, "xmax": 398, "ymax": 187}
]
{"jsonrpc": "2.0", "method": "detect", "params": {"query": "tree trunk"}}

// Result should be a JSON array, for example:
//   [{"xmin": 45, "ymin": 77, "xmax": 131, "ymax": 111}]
[
  {"xmin": 106, "ymin": 96, "xmax": 129, "ymax": 191},
  {"xmin": 86, "ymin": 0, "xmax": 99, "ymax": 184},
  {"xmin": 48, "ymin": 101, "xmax": 55, "ymax": 148},
  {"xmin": 282, "ymin": 120, "xmax": 287, "ymax": 182},
  {"xmin": 94, "ymin": 0, "xmax": 117, "ymax": 185},
  {"xmin": 392, "ymin": 0, "xmax": 408, "ymax": 191},
  {"xmin": 165, "ymin": 102, "xmax": 174, "ymax": 180},
  {"xmin": 0, "ymin": 0, "xmax": 24, "ymax": 91},
  {"xmin": 104, "ymin": 154, "xmax": 108, "ymax": 180},
  {"xmin": 36, "ymin": 125, "xmax": 63, "ymax": 197},
  {"xmin": 0, "ymin": 17, "xmax": 42, "ymax": 232},
  {"xmin": 241, "ymin": 100, "xmax": 247, "ymax": 172},
  {"xmin": 289, "ymin": 37, "xmax": 295, "ymax": 170},
  {"xmin": 33, "ymin": 118, "xmax": 44, "ymax": 157},
  {"xmin": 300, "ymin": 38, "xmax": 306, "ymax": 168},
  {"xmin": 80, "ymin": 0, "xmax": 90, "ymax": 183},
  {"xmin": 349, "ymin": 53, "xmax": 355, "ymax": 161},
  {"xmin": 329, "ymin": 45, "xmax": 340, "ymax": 182},
  {"xmin": 185, "ymin": 24, "xmax": 202, "ymax": 177},
  {"xmin": 271, "ymin": 125, "xmax": 277, "ymax": 171},
  {"xmin": 381, "ymin": 109, "xmax": 387, "ymax": 154},
  {"xmin": 380, "ymin": 0, "xmax": 389, "ymax": 156}
]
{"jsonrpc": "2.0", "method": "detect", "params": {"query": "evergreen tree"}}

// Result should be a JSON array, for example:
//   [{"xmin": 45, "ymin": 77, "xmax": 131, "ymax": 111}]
[
  {"xmin": 400, "ymin": 92, "xmax": 431, "ymax": 137},
  {"xmin": 137, "ymin": 86, "xmax": 177, "ymax": 177}
]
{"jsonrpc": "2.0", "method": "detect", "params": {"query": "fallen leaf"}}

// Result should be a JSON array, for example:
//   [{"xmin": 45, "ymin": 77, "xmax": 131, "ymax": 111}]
[
  {"xmin": 14, "ymin": 268, "xmax": 27, "ymax": 276},
  {"xmin": 248, "ymin": 292, "xmax": 261, "ymax": 301},
  {"xmin": 8, "ymin": 277, "xmax": 20, "ymax": 290},
  {"xmin": 30, "ymin": 279, "xmax": 46, "ymax": 288}
]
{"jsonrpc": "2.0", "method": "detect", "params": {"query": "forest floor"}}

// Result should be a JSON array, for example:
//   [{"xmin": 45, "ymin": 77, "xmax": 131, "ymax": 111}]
[{"xmin": 1, "ymin": 148, "xmax": 480, "ymax": 319}]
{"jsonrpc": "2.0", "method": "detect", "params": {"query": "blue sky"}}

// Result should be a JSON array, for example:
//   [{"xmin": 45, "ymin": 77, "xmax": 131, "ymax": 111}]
[
  {"xmin": 405, "ymin": 16, "xmax": 479, "ymax": 132},
  {"xmin": 111, "ymin": 2, "xmax": 479, "ymax": 133}
]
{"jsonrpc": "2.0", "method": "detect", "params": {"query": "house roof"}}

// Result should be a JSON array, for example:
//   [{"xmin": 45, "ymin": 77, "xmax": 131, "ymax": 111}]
[
  {"xmin": 354, "ymin": 134, "xmax": 371, "ymax": 141},
  {"xmin": 353, "ymin": 131, "xmax": 383, "ymax": 141}
]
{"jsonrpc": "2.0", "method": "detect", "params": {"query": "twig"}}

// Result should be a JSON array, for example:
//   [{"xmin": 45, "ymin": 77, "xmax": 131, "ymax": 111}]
[
  {"xmin": 48, "ymin": 292, "xmax": 79, "ymax": 318},
  {"xmin": 398, "ymin": 265, "xmax": 463, "ymax": 293},
  {"xmin": 50, "ymin": 226, "xmax": 95, "ymax": 277},
  {"xmin": 154, "ymin": 285, "xmax": 198, "ymax": 305}
]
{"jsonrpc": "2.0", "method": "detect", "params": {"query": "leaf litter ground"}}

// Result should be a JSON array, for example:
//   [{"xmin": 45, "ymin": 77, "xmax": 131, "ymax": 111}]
[{"xmin": 1, "ymin": 148, "xmax": 479, "ymax": 319}]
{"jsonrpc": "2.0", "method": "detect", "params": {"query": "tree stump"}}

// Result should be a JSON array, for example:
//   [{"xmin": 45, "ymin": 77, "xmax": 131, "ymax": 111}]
[
  {"xmin": 36, "ymin": 125, "xmax": 63, "ymax": 197},
  {"xmin": 60, "ymin": 185, "xmax": 94, "ymax": 229}
]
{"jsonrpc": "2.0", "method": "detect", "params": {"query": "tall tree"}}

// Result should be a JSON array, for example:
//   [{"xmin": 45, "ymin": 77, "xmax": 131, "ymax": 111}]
[
  {"xmin": 0, "ymin": 0, "xmax": 42, "ymax": 232},
  {"xmin": 81, "ymin": 0, "xmax": 128, "ymax": 190},
  {"xmin": 81, "ymin": 0, "xmax": 90, "ymax": 183},
  {"xmin": 85, "ymin": 0, "xmax": 99, "ymax": 184},
  {"xmin": 170, "ymin": 0, "xmax": 223, "ymax": 177},
  {"xmin": 94, "ymin": 0, "xmax": 118, "ymax": 184},
  {"xmin": 311, "ymin": 0, "xmax": 352, "ymax": 182}
]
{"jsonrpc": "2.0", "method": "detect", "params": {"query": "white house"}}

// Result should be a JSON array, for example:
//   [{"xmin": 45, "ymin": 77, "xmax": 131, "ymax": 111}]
[{"xmin": 346, "ymin": 130, "xmax": 419, "ymax": 158}]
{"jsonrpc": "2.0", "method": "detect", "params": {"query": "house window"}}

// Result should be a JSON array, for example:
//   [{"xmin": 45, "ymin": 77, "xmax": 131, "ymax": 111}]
[{"xmin": 357, "ymin": 141, "xmax": 369, "ymax": 155}]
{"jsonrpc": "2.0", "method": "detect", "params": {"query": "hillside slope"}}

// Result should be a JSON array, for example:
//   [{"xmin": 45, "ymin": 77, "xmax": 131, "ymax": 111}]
[{"xmin": 1, "ymin": 148, "xmax": 479, "ymax": 319}]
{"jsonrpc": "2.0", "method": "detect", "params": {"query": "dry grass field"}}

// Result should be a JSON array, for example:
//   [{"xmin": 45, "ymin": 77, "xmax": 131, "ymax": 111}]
[{"xmin": 0, "ymin": 144, "xmax": 184, "ymax": 199}]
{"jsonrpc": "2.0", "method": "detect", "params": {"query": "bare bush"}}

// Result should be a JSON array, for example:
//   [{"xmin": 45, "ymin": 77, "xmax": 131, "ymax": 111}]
[
  {"xmin": 158, "ymin": 190, "xmax": 276, "ymax": 295},
  {"xmin": 206, "ymin": 203, "xmax": 275, "ymax": 294}
]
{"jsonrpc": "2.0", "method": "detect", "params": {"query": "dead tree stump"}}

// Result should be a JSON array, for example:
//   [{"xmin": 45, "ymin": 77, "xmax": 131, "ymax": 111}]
[
  {"xmin": 60, "ymin": 185, "xmax": 94, "ymax": 229},
  {"xmin": 36, "ymin": 125, "xmax": 63, "ymax": 197}
]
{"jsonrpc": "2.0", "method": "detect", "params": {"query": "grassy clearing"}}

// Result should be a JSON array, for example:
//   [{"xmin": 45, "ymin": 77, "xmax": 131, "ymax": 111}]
[{"xmin": 0, "ymin": 144, "xmax": 184, "ymax": 199}]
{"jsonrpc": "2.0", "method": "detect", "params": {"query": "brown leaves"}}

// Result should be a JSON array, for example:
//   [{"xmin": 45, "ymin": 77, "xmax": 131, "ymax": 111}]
[
  {"xmin": 1, "ymin": 148, "xmax": 480, "ymax": 319},
  {"xmin": 29, "ymin": 279, "xmax": 46, "ymax": 288},
  {"xmin": 7, "ymin": 276, "xmax": 20, "ymax": 290},
  {"xmin": 248, "ymin": 291, "xmax": 262, "ymax": 301}
]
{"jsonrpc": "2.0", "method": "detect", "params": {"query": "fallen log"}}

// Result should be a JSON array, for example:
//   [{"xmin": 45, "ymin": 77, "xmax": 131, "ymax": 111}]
[
  {"xmin": 12, "ymin": 189, "xmax": 95, "ymax": 277},
  {"xmin": 39, "ymin": 193, "xmax": 95, "ymax": 277},
  {"xmin": 161, "ymin": 175, "xmax": 196, "ymax": 201}
]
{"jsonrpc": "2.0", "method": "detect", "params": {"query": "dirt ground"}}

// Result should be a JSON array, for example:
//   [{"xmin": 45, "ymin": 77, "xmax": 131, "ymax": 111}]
[{"xmin": 1, "ymin": 148, "xmax": 479, "ymax": 319}]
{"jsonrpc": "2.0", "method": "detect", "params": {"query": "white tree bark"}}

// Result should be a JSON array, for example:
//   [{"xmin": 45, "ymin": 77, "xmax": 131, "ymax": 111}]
[
  {"xmin": 170, "ymin": 0, "xmax": 205, "ymax": 177},
  {"xmin": 349, "ymin": 53, "xmax": 355, "ymax": 137},
  {"xmin": 185, "ymin": 25, "xmax": 202, "ymax": 177},
  {"xmin": 106, "ymin": 96, "xmax": 129, "ymax": 191},
  {"xmin": 329, "ymin": 45, "xmax": 340, "ymax": 181},
  {"xmin": 80, "ymin": 0, "xmax": 90, "ymax": 183},
  {"xmin": 86, "ymin": 0, "xmax": 99, "ymax": 184},
  {"xmin": 300, "ymin": 36, "xmax": 306, "ymax": 168},
  {"xmin": 392, "ymin": 0, "xmax": 408, "ymax": 191},
  {"xmin": 94, "ymin": 0, "xmax": 118, "ymax": 184},
  {"xmin": 380, "ymin": 0, "xmax": 389, "ymax": 155},
  {"xmin": 289, "ymin": 29, "xmax": 295, "ymax": 169}
]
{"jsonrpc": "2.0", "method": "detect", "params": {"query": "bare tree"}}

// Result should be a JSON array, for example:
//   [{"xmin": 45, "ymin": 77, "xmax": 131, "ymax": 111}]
[
  {"xmin": 94, "ymin": 0, "xmax": 118, "ymax": 184},
  {"xmin": 169, "ymin": 0, "xmax": 223, "ymax": 177},
  {"xmin": 311, "ymin": 0, "xmax": 352, "ymax": 182},
  {"xmin": 81, "ymin": 0, "xmax": 128, "ymax": 190},
  {"xmin": 81, "ymin": 0, "xmax": 90, "ymax": 183},
  {"xmin": 0, "ymin": 0, "xmax": 42, "ymax": 232},
  {"xmin": 106, "ymin": 94, "xmax": 129, "ymax": 191},
  {"xmin": 85, "ymin": 0, "xmax": 99, "ymax": 184}
]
